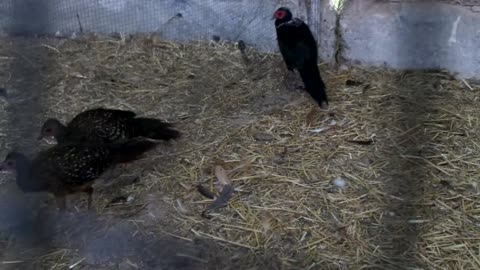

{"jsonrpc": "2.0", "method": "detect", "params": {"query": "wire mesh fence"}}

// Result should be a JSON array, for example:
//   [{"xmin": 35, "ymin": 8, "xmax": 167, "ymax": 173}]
[{"xmin": 0, "ymin": 1, "xmax": 479, "ymax": 269}]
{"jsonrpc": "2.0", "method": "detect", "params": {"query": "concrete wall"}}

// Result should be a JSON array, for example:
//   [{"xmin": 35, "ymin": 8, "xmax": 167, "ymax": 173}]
[
  {"xmin": 0, "ymin": 0, "xmax": 287, "ymax": 52},
  {"xmin": 0, "ymin": 0, "xmax": 479, "ymax": 80},
  {"xmin": 341, "ymin": 0, "xmax": 480, "ymax": 80}
]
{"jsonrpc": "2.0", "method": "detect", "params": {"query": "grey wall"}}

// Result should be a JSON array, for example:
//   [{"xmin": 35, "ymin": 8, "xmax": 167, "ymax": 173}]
[
  {"xmin": 341, "ymin": 0, "xmax": 480, "ymax": 80},
  {"xmin": 0, "ymin": 0, "xmax": 479, "ymax": 80},
  {"xmin": 0, "ymin": 0, "xmax": 286, "ymax": 52}
]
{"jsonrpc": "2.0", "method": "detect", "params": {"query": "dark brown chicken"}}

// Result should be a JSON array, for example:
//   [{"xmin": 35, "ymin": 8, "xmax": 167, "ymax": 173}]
[
  {"xmin": 0, "ymin": 139, "xmax": 157, "ymax": 210},
  {"xmin": 39, "ymin": 108, "xmax": 181, "ymax": 144}
]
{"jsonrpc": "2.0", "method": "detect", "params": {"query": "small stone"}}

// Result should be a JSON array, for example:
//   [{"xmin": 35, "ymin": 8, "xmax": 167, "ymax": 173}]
[
  {"xmin": 254, "ymin": 132, "xmax": 274, "ymax": 142},
  {"xmin": 318, "ymin": 244, "xmax": 327, "ymax": 250},
  {"xmin": 332, "ymin": 177, "xmax": 347, "ymax": 188},
  {"xmin": 272, "ymin": 155, "xmax": 286, "ymax": 164},
  {"xmin": 238, "ymin": 40, "xmax": 246, "ymax": 52},
  {"xmin": 127, "ymin": 196, "xmax": 135, "ymax": 203},
  {"xmin": 338, "ymin": 64, "xmax": 349, "ymax": 71},
  {"xmin": 212, "ymin": 35, "xmax": 220, "ymax": 42}
]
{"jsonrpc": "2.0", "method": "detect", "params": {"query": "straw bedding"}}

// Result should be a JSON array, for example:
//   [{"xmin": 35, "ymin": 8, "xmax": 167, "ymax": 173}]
[{"xmin": 0, "ymin": 34, "xmax": 479, "ymax": 269}]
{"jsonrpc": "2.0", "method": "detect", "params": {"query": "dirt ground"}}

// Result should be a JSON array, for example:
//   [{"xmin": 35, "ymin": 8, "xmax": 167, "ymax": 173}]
[{"xmin": 0, "ymin": 35, "xmax": 479, "ymax": 270}]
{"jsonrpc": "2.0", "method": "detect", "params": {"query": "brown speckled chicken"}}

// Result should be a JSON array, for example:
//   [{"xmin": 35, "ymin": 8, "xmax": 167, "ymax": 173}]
[
  {"xmin": 39, "ymin": 108, "xmax": 181, "ymax": 144},
  {"xmin": 0, "ymin": 139, "xmax": 157, "ymax": 210}
]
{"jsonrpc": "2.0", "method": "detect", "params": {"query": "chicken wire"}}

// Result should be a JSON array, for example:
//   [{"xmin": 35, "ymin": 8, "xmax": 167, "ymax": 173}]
[
  {"xmin": 0, "ymin": 0, "xmax": 285, "ymax": 51},
  {"xmin": 0, "ymin": 0, "xmax": 478, "ymax": 269},
  {"xmin": 0, "ymin": 1, "xmax": 288, "ymax": 268}
]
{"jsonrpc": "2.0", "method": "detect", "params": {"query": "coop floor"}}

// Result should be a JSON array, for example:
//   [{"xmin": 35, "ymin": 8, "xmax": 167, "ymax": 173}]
[{"xmin": 0, "ymin": 36, "xmax": 479, "ymax": 270}]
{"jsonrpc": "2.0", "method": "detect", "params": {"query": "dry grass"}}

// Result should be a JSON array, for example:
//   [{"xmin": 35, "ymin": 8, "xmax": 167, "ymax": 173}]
[{"xmin": 0, "ymin": 34, "xmax": 479, "ymax": 269}]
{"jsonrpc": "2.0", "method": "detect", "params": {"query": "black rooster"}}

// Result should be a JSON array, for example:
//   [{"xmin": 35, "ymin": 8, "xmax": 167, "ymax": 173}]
[{"xmin": 273, "ymin": 7, "xmax": 329, "ymax": 108}]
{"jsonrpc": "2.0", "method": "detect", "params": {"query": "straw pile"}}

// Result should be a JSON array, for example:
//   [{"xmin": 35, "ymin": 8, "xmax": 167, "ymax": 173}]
[{"xmin": 0, "ymin": 35, "xmax": 479, "ymax": 269}]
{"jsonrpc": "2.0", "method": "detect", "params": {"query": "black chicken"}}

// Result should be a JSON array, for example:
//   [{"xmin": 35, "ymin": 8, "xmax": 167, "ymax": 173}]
[
  {"xmin": 0, "ymin": 139, "xmax": 157, "ymax": 210},
  {"xmin": 39, "ymin": 108, "xmax": 181, "ymax": 144},
  {"xmin": 273, "ymin": 7, "xmax": 329, "ymax": 108}
]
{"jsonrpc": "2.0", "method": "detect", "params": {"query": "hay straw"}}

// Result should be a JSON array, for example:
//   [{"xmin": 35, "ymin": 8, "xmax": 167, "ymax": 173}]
[{"xmin": 0, "ymin": 34, "xmax": 479, "ymax": 269}]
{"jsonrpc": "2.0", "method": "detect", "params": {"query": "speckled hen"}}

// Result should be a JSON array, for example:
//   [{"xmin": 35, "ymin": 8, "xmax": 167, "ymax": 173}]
[
  {"xmin": 0, "ymin": 139, "xmax": 157, "ymax": 210},
  {"xmin": 39, "ymin": 108, "xmax": 181, "ymax": 144}
]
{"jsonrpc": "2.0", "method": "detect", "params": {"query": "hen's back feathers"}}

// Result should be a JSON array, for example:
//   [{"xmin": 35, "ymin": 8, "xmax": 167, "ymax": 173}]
[
  {"xmin": 51, "ymin": 108, "xmax": 181, "ymax": 144},
  {"xmin": 131, "ymin": 117, "xmax": 181, "ymax": 141}
]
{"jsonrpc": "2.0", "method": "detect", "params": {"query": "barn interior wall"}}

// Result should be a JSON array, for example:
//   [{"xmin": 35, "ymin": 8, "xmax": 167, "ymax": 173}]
[{"xmin": 0, "ymin": 0, "xmax": 479, "ymax": 80}]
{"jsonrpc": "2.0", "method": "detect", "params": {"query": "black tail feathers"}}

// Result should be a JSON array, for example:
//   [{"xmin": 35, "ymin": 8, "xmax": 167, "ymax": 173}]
[
  {"xmin": 109, "ymin": 139, "xmax": 158, "ymax": 163},
  {"xmin": 298, "ymin": 60, "xmax": 328, "ymax": 108},
  {"xmin": 132, "ymin": 117, "xmax": 181, "ymax": 141}
]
